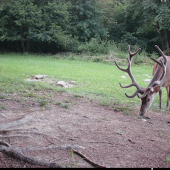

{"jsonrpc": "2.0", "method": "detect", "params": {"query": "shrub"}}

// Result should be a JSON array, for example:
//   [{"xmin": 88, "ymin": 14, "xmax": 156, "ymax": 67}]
[{"xmin": 78, "ymin": 38, "xmax": 109, "ymax": 55}]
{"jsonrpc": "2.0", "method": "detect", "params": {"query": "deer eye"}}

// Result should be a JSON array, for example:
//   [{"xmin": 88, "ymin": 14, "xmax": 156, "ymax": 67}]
[{"xmin": 147, "ymin": 98, "xmax": 150, "ymax": 102}]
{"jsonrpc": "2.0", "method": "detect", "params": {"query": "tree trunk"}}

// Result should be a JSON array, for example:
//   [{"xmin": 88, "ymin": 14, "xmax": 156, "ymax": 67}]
[
  {"xmin": 164, "ymin": 29, "xmax": 169, "ymax": 55},
  {"xmin": 159, "ymin": 31, "xmax": 165, "ymax": 51},
  {"xmin": 16, "ymin": 41, "xmax": 20, "ymax": 52},
  {"xmin": 26, "ymin": 40, "xmax": 30, "ymax": 52},
  {"xmin": 155, "ymin": 28, "xmax": 165, "ymax": 51},
  {"xmin": 21, "ymin": 40, "xmax": 25, "ymax": 53},
  {"xmin": 155, "ymin": 22, "xmax": 165, "ymax": 51},
  {"xmin": 20, "ymin": 27, "xmax": 26, "ymax": 53}
]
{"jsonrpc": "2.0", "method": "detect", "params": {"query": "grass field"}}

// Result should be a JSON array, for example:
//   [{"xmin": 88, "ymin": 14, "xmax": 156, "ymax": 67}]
[{"xmin": 0, "ymin": 53, "xmax": 168, "ymax": 113}]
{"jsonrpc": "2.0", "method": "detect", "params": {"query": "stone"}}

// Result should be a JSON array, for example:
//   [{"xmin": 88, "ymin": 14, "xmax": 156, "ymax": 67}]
[
  {"xmin": 70, "ymin": 81, "xmax": 76, "ymax": 85},
  {"xmin": 121, "ymin": 76, "xmax": 126, "ymax": 78},
  {"xmin": 56, "ymin": 81, "xmax": 66, "ymax": 87},
  {"xmin": 34, "ymin": 75, "xmax": 47, "ymax": 79},
  {"xmin": 27, "ymin": 78, "xmax": 41, "ymax": 82},
  {"xmin": 56, "ymin": 81, "xmax": 75, "ymax": 88},
  {"xmin": 144, "ymin": 79, "xmax": 151, "ymax": 83},
  {"xmin": 65, "ymin": 84, "xmax": 74, "ymax": 88}
]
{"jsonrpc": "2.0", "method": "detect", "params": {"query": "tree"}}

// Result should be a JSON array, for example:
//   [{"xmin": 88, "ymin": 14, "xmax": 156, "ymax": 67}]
[
  {"xmin": 68, "ymin": 0, "xmax": 109, "ymax": 42},
  {"xmin": 98, "ymin": 0, "xmax": 125, "ymax": 42},
  {"xmin": 124, "ymin": 0, "xmax": 170, "ymax": 54},
  {"xmin": 0, "ymin": 0, "xmax": 71, "ymax": 53},
  {"xmin": 0, "ymin": 0, "xmax": 43, "ymax": 52}
]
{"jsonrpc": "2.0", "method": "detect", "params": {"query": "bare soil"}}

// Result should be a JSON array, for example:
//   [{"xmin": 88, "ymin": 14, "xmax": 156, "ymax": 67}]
[{"xmin": 0, "ymin": 91, "xmax": 170, "ymax": 168}]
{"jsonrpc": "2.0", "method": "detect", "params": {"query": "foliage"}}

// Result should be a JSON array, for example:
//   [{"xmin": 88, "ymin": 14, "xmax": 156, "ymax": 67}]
[
  {"xmin": 68, "ymin": 0, "xmax": 109, "ymax": 42},
  {"xmin": 0, "ymin": 0, "xmax": 73, "ymax": 53},
  {"xmin": 0, "ymin": 0, "xmax": 170, "ymax": 54},
  {"xmin": 78, "ymin": 38, "xmax": 109, "ymax": 54},
  {"xmin": 123, "ymin": 0, "xmax": 170, "ymax": 54},
  {"xmin": 98, "ymin": 0, "xmax": 126, "ymax": 42}
]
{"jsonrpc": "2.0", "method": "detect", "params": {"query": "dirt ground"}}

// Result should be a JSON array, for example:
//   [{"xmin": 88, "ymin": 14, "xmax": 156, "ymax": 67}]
[{"xmin": 0, "ymin": 91, "xmax": 170, "ymax": 168}]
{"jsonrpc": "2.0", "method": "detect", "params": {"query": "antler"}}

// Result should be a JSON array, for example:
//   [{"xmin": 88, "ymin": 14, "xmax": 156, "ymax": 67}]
[
  {"xmin": 154, "ymin": 45, "xmax": 167, "ymax": 82},
  {"xmin": 138, "ymin": 45, "xmax": 167, "ymax": 98},
  {"xmin": 114, "ymin": 45, "xmax": 144, "ymax": 98}
]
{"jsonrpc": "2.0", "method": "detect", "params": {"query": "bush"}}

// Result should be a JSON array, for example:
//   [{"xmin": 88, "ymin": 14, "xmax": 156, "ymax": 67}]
[{"xmin": 78, "ymin": 38, "xmax": 109, "ymax": 55}]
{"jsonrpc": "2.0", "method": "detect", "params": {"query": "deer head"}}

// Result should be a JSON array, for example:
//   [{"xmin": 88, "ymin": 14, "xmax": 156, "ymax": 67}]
[{"xmin": 114, "ymin": 45, "xmax": 167, "ymax": 116}]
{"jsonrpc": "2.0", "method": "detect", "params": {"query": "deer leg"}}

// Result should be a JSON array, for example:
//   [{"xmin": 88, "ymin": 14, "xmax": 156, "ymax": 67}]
[
  {"xmin": 166, "ymin": 86, "xmax": 170, "ymax": 109},
  {"xmin": 159, "ymin": 88, "xmax": 162, "ymax": 109}
]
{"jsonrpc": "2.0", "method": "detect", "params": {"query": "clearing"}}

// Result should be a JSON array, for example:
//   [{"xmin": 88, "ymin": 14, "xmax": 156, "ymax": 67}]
[{"xmin": 0, "ymin": 91, "xmax": 170, "ymax": 168}]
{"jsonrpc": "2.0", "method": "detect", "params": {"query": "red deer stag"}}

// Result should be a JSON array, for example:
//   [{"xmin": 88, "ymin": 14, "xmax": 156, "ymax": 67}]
[{"xmin": 114, "ymin": 45, "xmax": 169, "ymax": 116}]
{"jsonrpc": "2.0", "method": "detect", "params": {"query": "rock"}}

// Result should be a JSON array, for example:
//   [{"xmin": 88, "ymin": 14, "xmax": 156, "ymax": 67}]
[
  {"xmin": 56, "ymin": 81, "xmax": 75, "ymax": 88},
  {"xmin": 65, "ymin": 84, "xmax": 74, "ymax": 88},
  {"xmin": 56, "ymin": 81, "xmax": 66, "ymax": 87},
  {"xmin": 144, "ymin": 79, "xmax": 151, "ymax": 83},
  {"xmin": 70, "ymin": 81, "xmax": 76, "ymax": 85},
  {"xmin": 34, "ymin": 75, "xmax": 47, "ymax": 79},
  {"xmin": 121, "ymin": 76, "xmax": 126, "ymax": 78},
  {"xmin": 27, "ymin": 78, "xmax": 41, "ymax": 82}
]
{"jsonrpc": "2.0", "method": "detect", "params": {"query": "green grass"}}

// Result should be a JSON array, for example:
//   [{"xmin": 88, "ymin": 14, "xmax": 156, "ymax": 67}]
[{"xmin": 0, "ymin": 53, "xmax": 168, "ymax": 113}]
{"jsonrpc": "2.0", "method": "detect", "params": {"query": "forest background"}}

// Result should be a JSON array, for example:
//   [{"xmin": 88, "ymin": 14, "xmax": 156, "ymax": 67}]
[{"xmin": 0, "ymin": 0, "xmax": 170, "ymax": 55}]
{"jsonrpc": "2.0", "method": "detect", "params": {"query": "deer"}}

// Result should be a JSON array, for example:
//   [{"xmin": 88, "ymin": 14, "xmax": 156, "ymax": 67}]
[{"xmin": 114, "ymin": 45, "xmax": 170, "ymax": 117}]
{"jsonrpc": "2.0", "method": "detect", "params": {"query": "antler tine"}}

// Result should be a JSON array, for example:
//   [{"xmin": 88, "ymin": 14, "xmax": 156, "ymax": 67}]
[
  {"xmin": 158, "ymin": 60, "xmax": 166, "ymax": 82},
  {"xmin": 155, "ymin": 45, "xmax": 167, "ymax": 84},
  {"xmin": 155, "ymin": 45, "xmax": 167, "ymax": 65},
  {"xmin": 128, "ymin": 45, "xmax": 141, "ymax": 61},
  {"xmin": 150, "ymin": 57, "xmax": 162, "ymax": 67},
  {"xmin": 114, "ymin": 59, "xmax": 127, "ymax": 72},
  {"xmin": 125, "ymin": 90, "xmax": 142, "ymax": 98},
  {"xmin": 150, "ymin": 57, "xmax": 166, "ymax": 81},
  {"xmin": 120, "ymin": 82, "xmax": 138, "ymax": 88},
  {"xmin": 146, "ymin": 60, "xmax": 166, "ymax": 91},
  {"xmin": 114, "ymin": 57, "xmax": 138, "ymax": 88}
]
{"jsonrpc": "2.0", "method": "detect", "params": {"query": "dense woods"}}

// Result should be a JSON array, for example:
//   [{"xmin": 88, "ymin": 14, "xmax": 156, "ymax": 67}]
[{"xmin": 0, "ymin": 0, "xmax": 170, "ymax": 54}]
